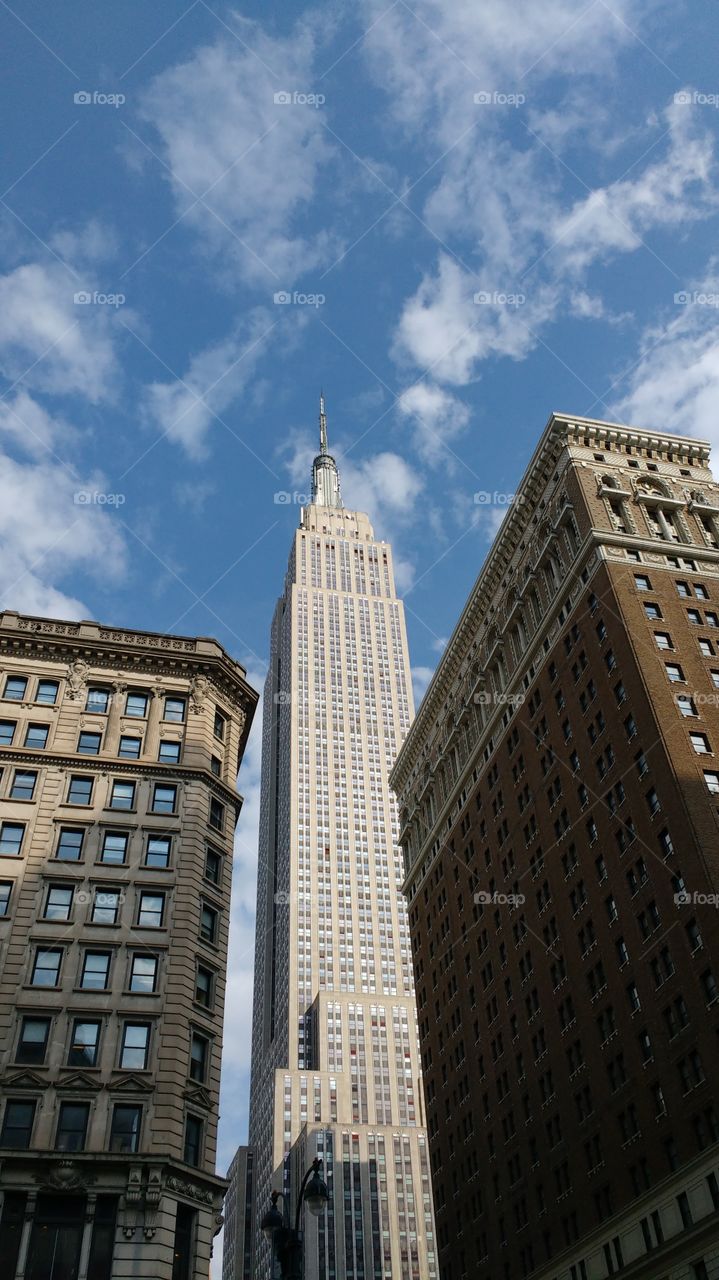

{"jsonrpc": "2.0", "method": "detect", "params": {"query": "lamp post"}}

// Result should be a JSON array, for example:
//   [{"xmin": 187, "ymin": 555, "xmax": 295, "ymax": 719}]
[{"xmin": 261, "ymin": 1157, "xmax": 329, "ymax": 1280}]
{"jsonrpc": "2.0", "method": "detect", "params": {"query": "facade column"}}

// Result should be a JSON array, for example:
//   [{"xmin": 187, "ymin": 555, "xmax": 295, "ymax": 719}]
[
  {"xmin": 77, "ymin": 1193, "xmax": 96, "ymax": 1280},
  {"xmin": 14, "ymin": 1191, "xmax": 36, "ymax": 1280}
]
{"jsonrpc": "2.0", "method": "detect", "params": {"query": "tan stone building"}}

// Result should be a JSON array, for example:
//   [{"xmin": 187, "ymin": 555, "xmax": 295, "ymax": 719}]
[
  {"xmin": 0, "ymin": 611, "xmax": 257, "ymax": 1280},
  {"xmin": 392, "ymin": 414, "xmax": 719, "ymax": 1280}
]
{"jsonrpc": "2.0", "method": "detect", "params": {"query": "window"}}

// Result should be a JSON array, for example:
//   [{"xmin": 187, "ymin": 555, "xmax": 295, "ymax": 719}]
[
  {"xmin": 80, "ymin": 951, "xmax": 111, "ymax": 990},
  {"xmin": 4, "ymin": 676, "xmax": 27, "ymax": 701},
  {"xmin": 704, "ymin": 771, "xmax": 719, "ymax": 794},
  {"xmin": 16, "ymin": 1017, "xmax": 50, "ymax": 1065},
  {"xmin": 205, "ymin": 847, "xmax": 221, "ymax": 886},
  {"xmin": 189, "ymin": 1033, "xmax": 209, "ymax": 1083},
  {"xmin": 200, "ymin": 904, "xmax": 218, "ymax": 944},
  {"xmin": 699, "ymin": 639, "xmax": 714, "ymax": 657},
  {"xmin": 711, "ymin": 670, "xmax": 719, "ymax": 689},
  {"xmin": 634, "ymin": 575, "xmax": 652, "ymax": 591},
  {"xmin": 86, "ymin": 687, "xmax": 110, "ymax": 714},
  {"xmin": 0, "ymin": 719, "xmax": 16, "ymax": 744},
  {"xmin": 0, "ymin": 823, "xmax": 25, "ymax": 856},
  {"xmin": 158, "ymin": 740, "xmax": 181, "ymax": 764},
  {"xmin": 676, "ymin": 581, "xmax": 691, "ymax": 597},
  {"xmin": 213, "ymin": 708, "xmax": 227, "ymax": 740},
  {"xmin": 68, "ymin": 775, "xmax": 93, "ymax": 805},
  {"xmin": 163, "ymin": 696, "xmax": 186, "ymax": 723},
  {"xmin": 209, "ymin": 798, "xmax": 224, "ymax": 832},
  {"xmin": 129, "ymin": 954, "xmax": 158, "ymax": 993},
  {"xmin": 24, "ymin": 723, "xmax": 48, "ymax": 750},
  {"xmin": 643, "ymin": 602, "xmax": 662, "ymax": 620},
  {"xmin": 195, "ymin": 965, "xmax": 213, "ymax": 1008},
  {"xmin": 666, "ymin": 663, "xmax": 685, "ymax": 683},
  {"xmin": 688, "ymin": 609, "xmax": 702, "ymax": 625},
  {"xmin": 100, "ymin": 831, "xmax": 128, "ymax": 864},
  {"xmin": 707, "ymin": 612, "xmax": 719, "ymax": 629},
  {"xmin": 120, "ymin": 1022, "xmax": 150, "ymax": 1070},
  {"xmin": 654, "ymin": 633, "xmax": 672, "ymax": 650},
  {"xmin": 125, "ymin": 692, "xmax": 149, "ymax": 718},
  {"xmin": 69, "ymin": 1020, "xmax": 101, "ymax": 1067},
  {"xmin": 677, "ymin": 695, "xmax": 698, "ymax": 718},
  {"xmin": 145, "ymin": 835, "xmax": 171, "ymax": 868},
  {"xmin": 36, "ymin": 680, "xmax": 59, "ymax": 705},
  {"xmin": 56, "ymin": 827, "xmax": 84, "ymax": 861},
  {"xmin": 44, "ymin": 885, "xmax": 73, "ymax": 922},
  {"xmin": 110, "ymin": 1104, "xmax": 142, "ymax": 1153},
  {"xmin": 107, "ymin": 780, "xmax": 135, "ymax": 814},
  {"xmin": 138, "ymin": 892, "xmax": 164, "ymax": 928},
  {"xmin": 31, "ymin": 947, "xmax": 62, "ymax": 986},
  {"xmin": 690, "ymin": 733, "xmax": 711, "ymax": 754},
  {"xmin": 0, "ymin": 881, "xmax": 12, "ymax": 916},
  {"xmin": 0, "ymin": 1100, "xmax": 35, "ymax": 1149},
  {"xmin": 77, "ymin": 731, "xmax": 102, "ymax": 755},
  {"xmin": 10, "ymin": 770, "xmax": 36, "ymax": 800},
  {"xmin": 55, "ymin": 1102, "xmax": 89, "ymax": 1151},
  {"xmin": 695, "ymin": 584, "xmax": 709, "ymax": 600},
  {"xmin": 91, "ymin": 890, "xmax": 121, "ymax": 925},
  {"xmin": 184, "ymin": 1114, "xmax": 203, "ymax": 1167},
  {"xmin": 211, "ymin": 755, "xmax": 221, "ymax": 777},
  {"xmin": 152, "ymin": 784, "xmax": 176, "ymax": 814},
  {"xmin": 118, "ymin": 735, "xmax": 141, "ymax": 759}
]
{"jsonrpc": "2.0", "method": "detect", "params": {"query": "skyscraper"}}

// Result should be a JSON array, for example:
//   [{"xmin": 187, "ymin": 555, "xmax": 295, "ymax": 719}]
[
  {"xmin": 239, "ymin": 401, "xmax": 437, "ymax": 1279},
  {"xmin": 392, "ymin": 413, "xmax": 719, "ymax": 1280}
]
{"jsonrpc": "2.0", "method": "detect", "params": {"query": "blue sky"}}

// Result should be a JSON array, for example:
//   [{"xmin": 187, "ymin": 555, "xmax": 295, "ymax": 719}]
[{"xmin": 2, "ymin": 0, "xmax": 719, "ymax": 1249}]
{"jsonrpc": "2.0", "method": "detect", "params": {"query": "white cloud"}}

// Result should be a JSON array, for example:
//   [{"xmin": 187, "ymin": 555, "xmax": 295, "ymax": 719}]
[
  {"xmin": 140, "ymin": 25, "xmax": 338, "ymax": 284},
  {"xmin": 411, "ymin": 664, "xmax": 435, "ymax": 704},
  {"xmin": 397, "ymin": 381, "xmax": 470, "ymax": 465}
]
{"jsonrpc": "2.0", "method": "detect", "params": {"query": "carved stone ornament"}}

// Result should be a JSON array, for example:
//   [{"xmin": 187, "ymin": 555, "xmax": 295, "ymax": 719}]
[
  {"xmin": 35, "ymin": 1160, "xmax": 95, "ymax": 1192},
  {"xmin": 66, "ymin": 658, "xmax": 90, "ymax": 700},
  {"xmin": 189, "ymin": 674, "xmax": 210, "ymax": 714},
  {"xmin": 166, "ymin": 1174, "xmax": 214, "ymax": 1206}
]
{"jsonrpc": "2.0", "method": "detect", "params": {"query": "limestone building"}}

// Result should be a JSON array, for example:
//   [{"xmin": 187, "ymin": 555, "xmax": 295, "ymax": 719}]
[{"xmin": 0, "ymin": 611, "xmax": 257, "ymax": 1279}]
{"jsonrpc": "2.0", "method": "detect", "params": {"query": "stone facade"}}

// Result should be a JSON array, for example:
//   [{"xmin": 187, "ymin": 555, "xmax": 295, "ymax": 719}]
[
  {"xmin": 392, "ymin": 414, "xmax": 719, "ymax": 1280},
  {"xmin": 0, "ymin": 612, "xmax": 257, "ymax": 1280}
]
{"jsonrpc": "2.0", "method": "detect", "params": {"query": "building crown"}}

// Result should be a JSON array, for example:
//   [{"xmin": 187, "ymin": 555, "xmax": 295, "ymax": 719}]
[{"xmin": 311, "ymin": 393, "xmax": 343, "ymax": 508}]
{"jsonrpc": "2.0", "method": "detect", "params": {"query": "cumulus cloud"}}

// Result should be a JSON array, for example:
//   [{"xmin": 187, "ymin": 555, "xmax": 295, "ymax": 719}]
[{"xmin": 397, "ymin": 381, "xmax": 471, "ymax": 465}]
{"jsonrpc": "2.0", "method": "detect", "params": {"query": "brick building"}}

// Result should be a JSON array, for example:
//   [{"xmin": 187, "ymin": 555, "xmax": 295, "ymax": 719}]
[
  {"xmin": 0, "ymin": 611, "xmax": 257, "ymax": 1279},
  {"xmin": 391, "ymin": 414, "xmax": 719, "ymax": 1280}
]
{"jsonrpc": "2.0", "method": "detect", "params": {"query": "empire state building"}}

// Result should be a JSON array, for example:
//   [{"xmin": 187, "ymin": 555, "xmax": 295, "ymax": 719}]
[{"xmin": 238, "ymin": 400, "xmax": 437, "ymax": 1279}]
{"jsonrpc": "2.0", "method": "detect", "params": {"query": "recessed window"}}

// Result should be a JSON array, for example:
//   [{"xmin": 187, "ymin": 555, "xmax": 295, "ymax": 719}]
[
  {"xmin": 68, "ymin": 775, "xmax": 93, "ymax": 805},
  {"xmin": 118, "ymin": 735, "xmax": 141, "ymax": 759},
  {"xmin": 55, "ymin": 1102, "xmax": 89, "ymax": 1152},
  {"xmin": 688, "ymin": 609, "xmax": 702, "ymax": 625},
  {"xmin": 129, "ymin": 954, "xmax": 158, "ymax": 993},
  {"xmin": 0, "ymin": 719, "xmax": 16, "ymax": 745},
  {"xmin": 31, "ymin": 947, "xmax": 62, "ymax": 987},
  {"xmin": 0, "ymin": 1100, "xmax": 36, "ymax": 1149},
  {"xmin": 0, "ymin": 822, "xmax": 25, "ymax": 856},
  {"xmin": 16, "ymin": 1017, "xmax": 51, "ymax": 1065},
  {"xmin": 676, "ymin": 581, "xmax": 691, "ymax": 598},
  {"xmin": 213, "ymin": 709, "xmax": 227, "ymax": 741},
  {"xmin": 195, "ymin": 965, "xmax": 213, "ymax": 1008},
  {"xmin": 665, "ymin": 663, "xmax": 685, "ymax": 683},
  {"xmin": 0, "ymin": 881, "xmax": 12, "ymax": 916},
  {"xmin": 677, "ymin": 695, "xmax": 698, "ymax": 718},
  {"xmin": 80, "ymin": 951, "xmax": 111, "ymax": 990},
  {"xmin": 184, "ymin": 1114, "xmax": 203, "ymax": 1167},
  {"xmin": 11, "ymin": 770, "xmax": 37, "ymax": 801},
  {"xmin": 68, "ymin": 1020, "xmax": 100, "ymax": 1067},
  {"xmin": 200, "ymin": 904, "xmax": 218, "ymax": 944},
  {"xmin": 91, "ymin": 890, "xmax": 121, "ymax": 925},
  {"xmin": 138, "ymin": 892, "xmax": 164, "ymax": 929},
  {"xmin": 77, "ymin": 731, "xmax": 102, "ymax": 755},
  {"xmin": 120, "ymin": 1022, "xmax": 150, "ymax": 1070},
  {"xmin": 690, "ymin": 733, "xmax": 712, "ymax": 755},
  {"xmin": 209, "ymin": 798, "xmax": 224, "ymax": 832},
  {"xmin": 708, "ymin": 613, "xmax": 719, "ymax": 629},
  {"xmin": 24, "ymin": 724, "xmax": 49, "ymax": 750},
  {"xmin": 36, "ymin": 680, "xmax": 59, "ymax": 706},
  {"xmin": 110, "ymin": 1104, "xmax": 142, "ymax": 1153},
  {"xmin": 44, "ymin": 885, "xmax": 73, "ymax": 922},
  {"xmin": 634, "ymin": 575, "xmax": 652, "ymax": 591},
  {"xmin": 56, "ymin": 827, "xmax": 85, "ymax": 861},
  {"xmin": 100, "ymin": 831, "xmax": 128, "ymax": 864},
  {"xmin": 125, "ymin": 692, "xmax": 149, "ymax": 718},
  {"xmin": 189, "ymin": 1033, "xmax": 209, "ymax": 1083},
  {"xmin": 4, "ymin": 676, "xmax": 27, "ymax": 701},
  {"xmin": 145, "ymin": 835, "xmax": 171, "ymax": 869},
  {"xmin": 704, "ymin": 771, "xmax": 719, "ymax": 794},
  {"xmin": 711, "ymin": 671, "xmax": 719, "ymax": 689},
  {"xmin": 205, "ymin": 847, "xmax": 221, "ymax": 886},
  {"xmin": 86, "ymin": 688, "xmax": 110, "ymax": 714},
  {"xmin": 110, "ymin": 780, "xmax": 135, "ymax": 811},
  {"xmin": 699, "ymin": 639, "xmax": 714, "ymax": 657},
  {"xmin": 643, "ymin": 602, "xmax": 662, "ymax": 620},
  {"xmin": 654, "ymin": 633, "xmax": 673, "ymax": 651},
  {"xmin": 158, "ymin": 740, "xmax": 181, "ymax": 764},
  {"xmin": 152, "ymin": 784, "xmax": 176, "ymax": 814},
  {"xmin": 695, "ymin": 585, "xmax": 709, "ymax": 600},
  {"xmin": 210, "ymin": 755, "xmax": 221, "ymax": 777},
  {"xmin": 164, "ymin": 696, "xmax": 186, "ymax": 723}
]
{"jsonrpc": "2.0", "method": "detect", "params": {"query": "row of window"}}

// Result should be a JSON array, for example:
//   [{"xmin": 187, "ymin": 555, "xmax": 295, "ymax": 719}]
[
  {"xmin": 0, "ymin": 1097, "xmax": 205, "ymax": 1165},
  {"xmin": 0, "ymin": 774, "xmax": 225, "ymax": 829},
  {"xmin": 634, "ymin": 573, "xmax": 711, "ymax": 601},
  {"xmin": 2, "ymin": 675, "xmax": 229, "ymax": 741},
  {"xmin": 0, "ymin": 719, "xmax": 184, "ymax": 764},
  {"xmin": 12, "ymin": 1012, "xmax": 210, "ymax": 1077},
  {"xmin": 0, "ymin": 828, "xmax": 221, "ymax": 883}
]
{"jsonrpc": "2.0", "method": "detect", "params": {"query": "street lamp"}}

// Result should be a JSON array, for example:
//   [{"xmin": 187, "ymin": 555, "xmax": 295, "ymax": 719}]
[{"xmin": 261, "ymin": 1158, "xmax": 329, "ymax": 1279}]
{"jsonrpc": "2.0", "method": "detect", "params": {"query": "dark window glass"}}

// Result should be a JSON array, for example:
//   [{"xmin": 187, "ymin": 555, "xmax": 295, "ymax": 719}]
[
  {"xmin": 56, "ymin": 828, "xmax": 84, "ymax": 861},
  {"xmin": 189, "ymin": 1034, "xmax": 208, "ymax": 1083},
  {"xmin": 110, "ymin": 781, "xmax": 135, "ymax": 811},
  {"xmin": 16, "ymin": 1017, "xmax": 50, "ymax": 1065},
  {"xmin": 68, "ymin": 1020, "xmax": 100, "ymax": 1068},
  {"xmin": 145, "ymin": 836, "xmax": 170, "ymax": 868},
  {"xmin": 78, "ymin": 731, "xmax": 101, "ymax": 755},
  {"xmin": 125, "ymin": 692, "xmax": 149, "ymax": 718},
  {"xmin": 205, "ymin": 847, "xmax": 221, "ymax": 885},
  {"xmin": 138, "ymin": 893, "xmax": 164, "ymax": 928},
  {"xmin": 68, "ymin": 775, "xmax": 93, "ymax": 805},
  {"xmin": 86, "ymin": 1196, "xmax": 118, "ymax": 1280},
  {"xmin": 91, "ymin": 891, "xmax": 121, "ymax": 925},
  {"xmin": 209, "ymin": 799, "xmax": 224, "ymax": 832},
  {"xmin": 200, "ymin": 905, "xmax": 218, "ymax": 944},
  {"xmin": 120, "ymin": 1023, "xmax": 149, "ymax": 1070},
  {"xmin": 24, "ymin": 724, "xmax": 49, "ymax": 749},
  {"xmin": 44, "ymin": 886, "xmax": 73, "ymax": 921},
  {"xmin": 213, "ymin": 709, "xmax": 226, "ymax": 740},
  {"xmin": 11, "ymin": 770, "xmax": 37, "ymax": 800},
  {"xmin": 36, "ymin": 680, "xmax": 59, "ymax": 705},
  {"xmin": 172, "ymin": 1204, "xmax": 196, "ymax": 1280},
  {"xmin": 55, "ymin": 1102, "xmax": 89, "ymax": 1152},
  {"xmin": 0, "ymin": 881, "xmax": 12, "ymax": 916},
  {"xmin": 110, "ymin": 1105, "xmax": 141, "ymax": 1153},
  {"xmin": 100, "ymin": 831, "xmax": 127, "ymax": 864},
  {"xmin": 0, "ymin": 719, "xmax": 16, "ymax": 745},
  {"xmin": 0, "ymin": 823, "xmax": 25, "ymax": 856},
  {"xmin": 129, "ymin": 954, "xmax": 158, "ymax": 993},
  {"xmin": 164, "ymin": 697, "xmax": 186, "ymax": 723},
  {"xmin": 4, "ymin": 676, "xmax": 27, "ymax": 701},
  {"xmin": 159, "ymin": 740, "xmax": 181, "ymax": 764},
  {"xmin": 152, "ymin": 784, "xmax": 176, "ymax": 814},
  {"xmin": 183, "ymin": 1115, "xmax": 203, "ymax": 1167},
  {"xmin": 118, "ymin": 735, "xmax": 141, "ymax": 759},
  {"xmin": 31, "ymin": 947, "xmax": 62, "ymax": 986},
  {"xmin": 210, "ymin": 756, "xmax": 221, "ymax": 777},
  {"xmin": 195, "ymin": 966, "xmax": 212, "ymax": 1008},
  {"xmin": 0, "ymin": 1100, "xmax": 35, "ymax": 1148},
  {"xmin": 81, "ymin": 952, "xmax": 111, "ymax": 990}
]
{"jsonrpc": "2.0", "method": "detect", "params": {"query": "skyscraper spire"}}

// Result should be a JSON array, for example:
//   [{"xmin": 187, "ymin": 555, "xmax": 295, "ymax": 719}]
[{"xmin": 311, "ymin": 392, "xmax": 342, "ymax": 508}]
